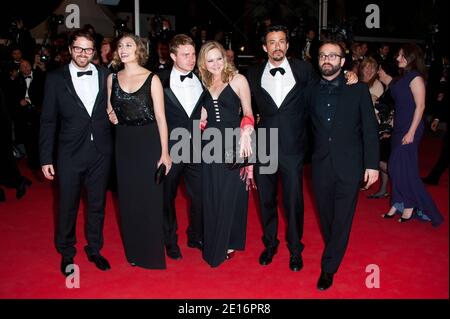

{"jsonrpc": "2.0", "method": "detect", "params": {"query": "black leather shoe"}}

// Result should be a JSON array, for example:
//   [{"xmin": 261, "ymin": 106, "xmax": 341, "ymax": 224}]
[
  {"xmin": 289, "ymin": 254, "xmax": 303, "ymax": 272},
  {"xmin": 0, "ymin": 188, "xmax": 5, "ymax": 202},
  {"xmin": 87, "ymin": 254, "xmax": 111, "ymax": 271},
  {"xmin": 166, "ymin": 244, "xmax": 182, "ymax": 260},
  {"xmin": 187, "ymin": 240, "xmax": 203, "ymax": 251},
  {"xmin": 60, "ymin": 257, "xmax": 74, "ymax": 277},
  {"xmin": 367, "ymin": 192, "xmax": 389, "ymax": 199},
  {"xmin": 16, "ymin": 177, "xmax": 32, "ymax": 199},
  {"xmin": 259, "ymin": 247, "xmax": 277, "ymax": 266},
  {"xmin": 317, "ymin": 271, "xmax": 334, "ymax": 290},
  {"xmin": 422, "ymin": 176, "xmax": 439, "ymax": 186}
]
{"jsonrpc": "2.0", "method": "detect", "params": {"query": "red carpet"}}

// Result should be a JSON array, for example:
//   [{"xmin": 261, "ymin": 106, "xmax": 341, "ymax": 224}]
[{"xmin": 0, "ymin": 135, "xmax": 448, "ymax": 299}]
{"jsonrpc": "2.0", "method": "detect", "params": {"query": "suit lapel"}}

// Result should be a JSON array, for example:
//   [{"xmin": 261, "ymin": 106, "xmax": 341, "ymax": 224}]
[
  {"xmin": 278, "ymin": 59, "xmax": 300, "ymax": 110},
  {"xmin": 257, "ymin": 61, "xmax": 279, "ymax": 110},
  {"xmin": 190, "ymin": 75, "xmax": 206, "ymax": 118},
  {"xmin": 91, "ymin": 64, "xmax": 104, "ymax": 115},
  {"xmin": 62, "ymin": 65, "xmax": 90, "ymax": 116},
  {"xmin": 164, "ymin": 86, "xmax": 189, "ymax": 116}
]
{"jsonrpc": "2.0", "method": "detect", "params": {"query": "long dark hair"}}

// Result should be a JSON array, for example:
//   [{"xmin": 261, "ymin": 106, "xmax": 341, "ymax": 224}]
[{"xmin": 398, "ymin": 43, "xmax": 427, "ymax": 78}]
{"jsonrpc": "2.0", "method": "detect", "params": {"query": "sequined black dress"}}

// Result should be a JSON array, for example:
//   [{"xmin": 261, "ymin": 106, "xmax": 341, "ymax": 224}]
[{"xmin": 110, "ymin": 72, "xmax": 166, "ymax": 269}]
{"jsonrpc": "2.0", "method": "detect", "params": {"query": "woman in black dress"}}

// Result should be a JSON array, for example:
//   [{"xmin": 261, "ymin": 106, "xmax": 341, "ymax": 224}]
[
  {"xmin": 367, "ymin": 61, "xmax": 396, "ymax": 199},
  {"xmin": 197, "ymin": 41, "xmax": 255, "ymax": 268},
  {"xmin": 107, "ymin": 34, "xmax": 172, "ymax": 268}
]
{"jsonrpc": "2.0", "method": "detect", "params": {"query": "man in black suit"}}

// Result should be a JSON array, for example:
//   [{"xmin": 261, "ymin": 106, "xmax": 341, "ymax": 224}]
[
  {"xmin": 247, "ymin": 25, "xmax": 318, "ymax": 272},
  {"xmin": 39, "ymin": 30, "xmax": 112, "ymax": 276},
  {"xmin": 12, "ymin": 59, "xmax": 45, "ymax": 170},
  {"xmin": 306, "ymin": 41, "xmax": 379, "ymax": 290},
  {"xmin": 158, "ymin": 34, "xmax": 204, "ymax": 260}
]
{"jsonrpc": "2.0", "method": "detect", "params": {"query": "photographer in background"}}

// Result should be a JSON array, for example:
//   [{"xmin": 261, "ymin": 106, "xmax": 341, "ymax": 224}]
[
  {"xmin": 33, "ymin": 46, "xmax": 51, "ymax": 73},
  {"xmin": 8, "ymin": 18, "xmax": 35, "ymax": 63}
]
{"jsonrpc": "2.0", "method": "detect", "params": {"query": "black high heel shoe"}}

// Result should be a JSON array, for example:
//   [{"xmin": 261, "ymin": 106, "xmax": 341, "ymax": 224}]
[
  {"xmin": 381, "ymin": 210, "xmax": 397, "ymax": 219},
  {"xmin": 226, "ymin": 250, "xmax": 235, "ymax": 260},
  {"xmin": 398, "ymin": 209, "xmax": 416, "ymax": 223}
]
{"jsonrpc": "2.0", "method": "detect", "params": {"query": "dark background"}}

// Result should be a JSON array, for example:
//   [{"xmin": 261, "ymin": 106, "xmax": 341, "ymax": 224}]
[{"xmin": 1, "ymin": 0, "xmax": 448, "ymax": 53}]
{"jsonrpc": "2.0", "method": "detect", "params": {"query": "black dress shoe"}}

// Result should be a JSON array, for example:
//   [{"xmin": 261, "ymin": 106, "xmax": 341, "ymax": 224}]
[
  {"xmin": 87, "ymin": 254, "xmax": 111, "ymax": 271},
  {"xmin": 368, "ymin": 192, "xmax": 389, "ymax": 199},
  {"xmin": 60, "ymin": 257, "xmax": 74, "ymax": 277},
  {"xmin": 166, "ymin": 244, "xmax": 182, "ymax": 260},
  {"xmin": 289, "ymin": 254, "xmax": 303, "ymax": 271},
  {"xmin": 259, "ymin": 247, "xmax": 277, "ymax": 266},
  {"xmin": 317, "ymin": 271, "xmax": 334, "ymax": 290},
  {"xmin": 0, "ymin": 188, "xmax": 5, "ymax": 202},
  {"xmin": 16, "ymin": 177, "xmax": 32, "ymax": 199},
  {"xmin": 187, "ymin": 240, "xmax": 203, "ymax": 251},
  {"xmin": 422, "ymin": 176, "xmax": 439, "ymax": 186}
]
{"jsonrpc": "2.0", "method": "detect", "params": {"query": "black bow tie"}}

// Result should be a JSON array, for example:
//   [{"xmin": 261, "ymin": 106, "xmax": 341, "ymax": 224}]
[
  {"xmin": 77, "ymin": 70, "xmax": 93, "ymax": 77},
  {"xmin": 180, "ymin": 72, "xmax": 193, "ymax": 82},
  {"xmin": 269, "ymin": 67, "xmax": 285, "ymax": 76},
  {"xmin": 320, "ymin": 78, "xmax": 340, "ymax": 87},
  {"xmin": 24, "ymin": 75, "xmax": 32, "ymax": 79}
]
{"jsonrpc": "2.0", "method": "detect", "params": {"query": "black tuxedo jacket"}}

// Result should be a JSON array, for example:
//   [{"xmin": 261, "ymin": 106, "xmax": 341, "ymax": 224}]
[
  {"xmin": 247, "ymin": 58, "xmax": 318, "ymax": 156},
  {"xmin": 158, "ymin": 69, "xmax": 206, "ymax": 156},
  {"xmin": 13, "ymin": 69, "xmax": 46, "ymax": 110},
  {"xmin": 305, "ymin": 74, "xmax": 379, "ymax": 182},
  {"xmin": 39, "ymin": 64, "xmax": 112, "ymax": 165}
]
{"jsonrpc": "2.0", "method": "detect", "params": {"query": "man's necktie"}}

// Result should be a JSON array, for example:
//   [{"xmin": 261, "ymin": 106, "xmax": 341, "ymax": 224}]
[
  {"xmin": 269, "ymin": 67, "xmax": 285, "ymax": 76},
  {"xmin": 24, "ymin": 75, "xmax": 32, "ymax": 79},
  {"xmin": 180, "ymin": 72, "xmax": 193, "ymax": 82},
  {"xmin": 77, "ymin": 70, "xmax": 93, "ymax": 77}
]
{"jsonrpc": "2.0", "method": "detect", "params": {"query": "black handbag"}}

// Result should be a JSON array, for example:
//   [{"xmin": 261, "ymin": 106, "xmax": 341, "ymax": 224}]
[{"xmin": 155, "ymin": 164, "xmax": 166, "ymax": 184}]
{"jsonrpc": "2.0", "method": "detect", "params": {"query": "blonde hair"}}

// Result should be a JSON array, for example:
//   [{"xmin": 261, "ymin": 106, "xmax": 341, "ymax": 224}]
[
  {"xmin": 112, "ymin": 33, "xmax": 148, "ymax": 67},
  {"xmin": 359, "ymin": 57, "xmax": 379, "ymax": 88},
  {"xmin": 197, "ymin": 41, "xmax": 236, "ymax": 88}
]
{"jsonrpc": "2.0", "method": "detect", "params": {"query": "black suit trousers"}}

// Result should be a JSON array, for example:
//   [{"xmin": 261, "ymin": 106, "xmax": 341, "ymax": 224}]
[
  {"xmin": 312, "ymin": 156, "xmax": 360, "ymax": 274},
  {"xmin": 256, "ymin": 153, "xmax": 305, "ymax": 255},
  {"xmin": 55, "ymin": 141, "xmax": 111, "ymax": 258},
  {"xmin": 163, "ymin": 162, "xmax": 202, "ymax": 246}
]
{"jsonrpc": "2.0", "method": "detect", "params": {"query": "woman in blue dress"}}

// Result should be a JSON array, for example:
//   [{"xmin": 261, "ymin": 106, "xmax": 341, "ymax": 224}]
[{"xmin": 381, "ymin": 44, "xmax": 444, "ymax": 226}]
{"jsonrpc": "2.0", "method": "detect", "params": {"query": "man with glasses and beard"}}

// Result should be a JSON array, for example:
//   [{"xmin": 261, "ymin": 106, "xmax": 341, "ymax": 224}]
[
  {"xmin": 305, "ymin": 41, "xmax": 379, "ymax": 290},
  {"xmin": 40, "ymin": 29, "xmax": 112, "ymax": 277}
]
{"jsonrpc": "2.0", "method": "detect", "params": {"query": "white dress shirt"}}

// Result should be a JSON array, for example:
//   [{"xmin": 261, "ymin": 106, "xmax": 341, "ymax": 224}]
[
  {"xmin": 24, "ymin": 71, "xmax": 33, "ymax": 100},
  {"xmin": 170, "ymin": 68, "xmax": 203, "ymax": 117},
  {"xmin": 69, "ymin": 62, "xmax": 99, "ymax": 117},
  {"xmin": 261, "ymin": 58, "xmax": 296, "ymax": 108}
]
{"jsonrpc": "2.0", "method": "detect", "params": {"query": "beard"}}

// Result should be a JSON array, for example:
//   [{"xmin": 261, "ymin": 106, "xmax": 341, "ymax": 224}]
[
  {"xmin": 320, "ymin": 63, "xmax": 341, "ymax": 76},
  {"xmin": 271, "ymin": 50, "xmax": 285, "ymax": 61}
]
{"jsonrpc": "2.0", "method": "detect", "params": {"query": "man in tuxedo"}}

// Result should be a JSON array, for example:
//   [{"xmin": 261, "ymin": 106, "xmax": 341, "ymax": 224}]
[
  {"xmin": 306, "ymin": 41, "xmax": 379, "ymax": 290},
  {"xmin": 12, "ymin": 59, "xmax": 45, "ymax": 170},
  {"xmin": 158, "ymin": 34, "xmax": 204, "ymax": 260},
  {"xmin": 247, "ymin": 25, "xmax": 318, "ymax": 272},
  {"xmin": 39, "ymin": 30, "xmax": 112, "ymax": 276}
]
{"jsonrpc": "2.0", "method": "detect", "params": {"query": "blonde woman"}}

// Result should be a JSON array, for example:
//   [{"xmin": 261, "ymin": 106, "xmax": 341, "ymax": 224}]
[
  {"xmin": 107, "ymin": 34, "xmax": 172, "ymax": 269},
  {"xmin": 197, "ymin": 41, "xmax": 255, "ymax": 267}
]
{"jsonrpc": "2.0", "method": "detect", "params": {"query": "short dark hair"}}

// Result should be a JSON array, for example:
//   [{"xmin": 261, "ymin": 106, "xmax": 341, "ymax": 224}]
[
  {"xmin": 319, "ymin": 40, "xmax": 345, "ymax": 57},
  {"xmin": 69, "ymin": 29, "xmax": 95, "ymax": 47},
  {"xmin": 169, "ymin": 34, "xmax": 195, "ymax": 54},
  {"xmin": 263, "ymin": 25, "xmax": 289, "ymax": 44}
]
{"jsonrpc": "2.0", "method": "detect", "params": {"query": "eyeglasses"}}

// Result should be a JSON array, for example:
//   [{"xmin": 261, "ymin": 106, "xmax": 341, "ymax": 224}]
[
  {"xmin": 318, "ymin": 53, "xmax": 342, "ymax": 61},
  {"xmin": 72, "ymin": 46, "xmax": 95, "ymax": 55}
]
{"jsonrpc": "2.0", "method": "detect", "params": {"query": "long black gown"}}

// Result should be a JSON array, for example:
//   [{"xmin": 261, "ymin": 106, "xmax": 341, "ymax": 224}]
[
  {"xmin": 202, "ymin": 84, "xmax": 248, "ymax": 268},
  {"xmin": 110, "ymin": 72, "xmax": 166, "ymax": 269}
]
